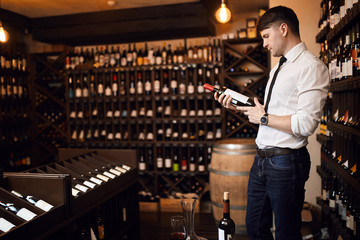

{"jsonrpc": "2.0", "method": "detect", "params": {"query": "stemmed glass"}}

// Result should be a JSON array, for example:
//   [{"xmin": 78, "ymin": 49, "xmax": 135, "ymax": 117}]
[{"xmin": 169, "ymin": 215, "xmax": 187, "ymax": 240}]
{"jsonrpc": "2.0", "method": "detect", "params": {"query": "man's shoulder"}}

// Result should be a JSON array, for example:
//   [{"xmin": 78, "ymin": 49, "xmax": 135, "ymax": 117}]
[{"xmin": 298, "ymin": 49, "xmax": 327, "ymax": 68}]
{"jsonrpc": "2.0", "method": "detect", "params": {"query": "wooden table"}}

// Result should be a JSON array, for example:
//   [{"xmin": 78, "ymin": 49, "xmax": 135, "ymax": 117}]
[{"xmin": 139, "ymin": 211, "xmax": 249, "ymax": 240}]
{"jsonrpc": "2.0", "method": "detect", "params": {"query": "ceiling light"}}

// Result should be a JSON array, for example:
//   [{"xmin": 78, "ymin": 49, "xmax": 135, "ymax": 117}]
[
  {"xmin": 0, "ymin": 22, "xmax": 9, "ymax": 43},
  {"xmin": 107, "ymin": 0, "xmax": 116, "ymax": 7},
  {"xmin": 215, "ymin": 0, "xmax": 231, "ymax": 24}
]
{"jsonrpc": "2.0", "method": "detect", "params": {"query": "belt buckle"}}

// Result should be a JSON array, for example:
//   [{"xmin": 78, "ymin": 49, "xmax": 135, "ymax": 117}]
[{"xmin": 264, "ymin": 149, "xmax": 274, "ymax": 158}]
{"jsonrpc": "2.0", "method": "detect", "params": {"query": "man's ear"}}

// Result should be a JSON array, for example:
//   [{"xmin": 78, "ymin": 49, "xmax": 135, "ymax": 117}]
[{"xmin": 279, "ymin": 23, "xmax": 288, "ymax": 37}]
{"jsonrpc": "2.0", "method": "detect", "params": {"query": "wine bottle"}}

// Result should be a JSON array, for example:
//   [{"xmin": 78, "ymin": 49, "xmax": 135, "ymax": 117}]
[
  {"xmin": 11, "ymin": 190, "xmax": 54, "ymax": 212},
  {"xmin": 0, "ymin": 217, "xmax": 15, "ymax": 233},
  {"xmin": 218, "ymin": 192, "xmax": 235, "ymax": 240},
  {"xmin": 0, "ymin": 201, "xmax": 37, "ymax": 221},
  {"xmin": 203, "ymin": 83, "xmax": 255, "ymax": 106},
  {"xmin": 96, "ymin": 207, "xmax": 105, "ymax": 240}
]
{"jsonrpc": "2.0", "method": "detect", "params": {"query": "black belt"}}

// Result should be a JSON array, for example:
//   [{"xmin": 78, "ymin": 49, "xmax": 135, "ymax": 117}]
[{"xmin": 256, "ymin": 147, "xmax": 306, "ymax": 158}]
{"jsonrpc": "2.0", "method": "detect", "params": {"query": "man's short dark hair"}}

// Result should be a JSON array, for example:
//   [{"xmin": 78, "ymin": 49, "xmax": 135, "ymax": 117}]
[{"xmin": 257, "ymin": 6, "xmax": 300, "ymax": 37}]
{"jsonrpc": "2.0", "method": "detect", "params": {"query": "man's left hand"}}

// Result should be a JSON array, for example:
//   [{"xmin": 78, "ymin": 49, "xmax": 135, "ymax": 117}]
[{"xmin": 236, "ymin": 98, "xmax": 265, "ymax": 125}]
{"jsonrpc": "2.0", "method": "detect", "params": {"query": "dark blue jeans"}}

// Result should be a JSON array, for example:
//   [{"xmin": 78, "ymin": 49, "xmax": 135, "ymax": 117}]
[{"xmin": 245, "ymin": 148, "xmax": 310, "ymax": 240}]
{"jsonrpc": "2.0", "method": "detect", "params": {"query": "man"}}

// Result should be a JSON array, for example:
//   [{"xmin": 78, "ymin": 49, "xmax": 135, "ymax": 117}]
[{"xmin": 215, "ymin": 6, "xmax": 329, "ymax": 240}]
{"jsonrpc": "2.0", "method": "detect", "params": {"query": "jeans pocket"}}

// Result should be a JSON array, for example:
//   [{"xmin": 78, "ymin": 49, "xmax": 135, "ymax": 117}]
[{"xmin": 268, "ymin": 155, "xmax": 293, "ymax": 170}]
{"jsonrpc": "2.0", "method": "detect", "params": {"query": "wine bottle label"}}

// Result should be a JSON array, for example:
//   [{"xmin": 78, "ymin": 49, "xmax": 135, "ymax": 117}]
[
  {"xmin": 90, "ymin": 177, "xmax": 103, "ymax": 185},
  {"xmin": 75, "ymin": 184, "xmax": 89, "ymax": 193},
  {"xmin": 0, "ymin": 218, "xmax": 15, "ymax": 232},
  {"xmin": 189, "ymin": 163, "xmax": 196, "ymax": 172},
  {"xmin": 103, "ymin": 171, "xmax": 116, "ymax": 179},
  {"xmin": 105, "ymin": 87, "xmax": 112, "ymax": 96},
  {"xmin": 83, "ymin": 180, "xmax": 96, "ymax": 189},
  {"xmin": 198, "ymin": 165, "xmax": 205, "ymax": 172},
  {"xmin": 171, "ymin": 80, "xmax": 177, "ymax": 89},
  {"xmin": 139, "ymin": 162, "xmax": 146, "ymax": 171},
  {"xmin": 115, "ymin": 166, "xmax": 127, "ymax": 173},
  {"xmin": 157, "ymin": 158, "xmax": 163, "ymax": 168},
  {"xmin": 109, "ymin": 168, "xmax": 121, "ymax": 176},
  {"xmin": 35, "ymin": 199, "xmax": 54, "ymax": 212},
  {"xmin": 188, "ymin": 84, "xmax": 194, "ymax": 94},
  {"xmin": 329, "ymin": 199, "xmax": 335, "ymax": 208},
  {"xmin": 17, "ymin": 208, "xmax": 37, "ymax": 221},
  {"xmin": 72, "ymin": 188, "xmax": 81, "ymax": 197},
  {"xmin": 218, "ymin": 229, "xmax": 225, "ymax": 240},
  {"xmin": 96, "ymin": 174, "xmax": 109, "ymax": 182},
  {"xmin": 165, "ymin": 158, "xmax": 171, "ymax": 168},
  {"xmin": 350, "ymin": 215, "xmax": 355, "ymax": 231},
  {"xmin": 145, "ymin": 81, "xmax": 151, "ymax": 91},
  {"xmin": 123, "ymin": 207, "xmax": 127, "ymax": 222}
]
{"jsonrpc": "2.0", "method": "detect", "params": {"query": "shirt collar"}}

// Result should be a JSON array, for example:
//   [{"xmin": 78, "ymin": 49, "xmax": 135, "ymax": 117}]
[{"xmin": 283, "ymin": 42, "xmax": 307, "ymax": 63}]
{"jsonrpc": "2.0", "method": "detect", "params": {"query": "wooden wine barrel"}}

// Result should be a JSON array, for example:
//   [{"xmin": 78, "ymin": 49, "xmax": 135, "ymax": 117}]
[{"xmin": 209, "ymin": 138, "xmax": 256, "ymax": 234}]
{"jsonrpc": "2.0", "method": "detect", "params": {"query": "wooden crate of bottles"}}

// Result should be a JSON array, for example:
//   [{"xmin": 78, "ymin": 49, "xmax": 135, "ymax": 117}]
[{"xmin": 316, "ymin": 1, "xmax": 360, "ymax": 239}]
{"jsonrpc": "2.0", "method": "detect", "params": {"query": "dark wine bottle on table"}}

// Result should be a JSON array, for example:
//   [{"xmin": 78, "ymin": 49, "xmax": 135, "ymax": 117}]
[
  {"xmin": 204, "ymin": 83, "xmax": 255, "ymax": 106},
  {"xmin": 218, "ymin": 192, "xmax": 235, "ymax": 240}
]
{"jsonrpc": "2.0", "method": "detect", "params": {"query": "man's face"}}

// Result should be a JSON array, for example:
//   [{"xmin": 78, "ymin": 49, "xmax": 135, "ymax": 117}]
[{"xmin": 260, "ymin": 24, "xmax": 285, "ymax": 57}]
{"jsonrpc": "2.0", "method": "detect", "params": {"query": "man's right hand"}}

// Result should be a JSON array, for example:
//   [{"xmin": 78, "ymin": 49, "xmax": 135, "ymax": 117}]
[{"xmin": 214, "ymin": 92, "xmax": 239, "ymax": 112}]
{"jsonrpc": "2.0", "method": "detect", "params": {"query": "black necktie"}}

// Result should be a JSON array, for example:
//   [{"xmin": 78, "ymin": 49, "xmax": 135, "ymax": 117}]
[{"xmin": 264, "ymin": 56, "xmax": 287, "ymax": 113}]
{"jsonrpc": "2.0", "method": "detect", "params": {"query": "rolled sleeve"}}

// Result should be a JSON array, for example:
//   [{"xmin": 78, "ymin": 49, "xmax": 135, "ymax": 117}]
[{"xmin": 290, "ymin": 61, "xmax": 329, "ymax": 137}]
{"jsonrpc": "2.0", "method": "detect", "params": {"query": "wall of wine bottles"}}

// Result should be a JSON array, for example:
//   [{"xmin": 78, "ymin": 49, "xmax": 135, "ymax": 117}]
[
  {"xmin": 0, "ymin": 42, "xmax": 31, "ymax": 171},
  {"xmin": 63, "ymin": 36, "xmax": 269, "ymax": 201},
  {"xmin": 64, "ymin": 38, "xmax": 225, "ymax": 201},
  {"xmin": 316, "ymin": 1, "xmax": 360, "ymax": 239}
]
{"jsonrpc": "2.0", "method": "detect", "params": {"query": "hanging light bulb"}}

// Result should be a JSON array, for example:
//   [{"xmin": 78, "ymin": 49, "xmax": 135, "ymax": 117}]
[
  {"xmin": 215, "ymin": 0, "xmax": 231, "ymax": 24},
  {"xmin": 0, "ymin": 22, "xmax": 9, "ymax": 43}
]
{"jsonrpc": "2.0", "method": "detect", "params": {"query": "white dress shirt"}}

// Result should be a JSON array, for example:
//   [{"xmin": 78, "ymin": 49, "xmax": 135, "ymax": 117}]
[{"xmin": 256, "ymin": 42, "xmax": 330, "ymax": 149}]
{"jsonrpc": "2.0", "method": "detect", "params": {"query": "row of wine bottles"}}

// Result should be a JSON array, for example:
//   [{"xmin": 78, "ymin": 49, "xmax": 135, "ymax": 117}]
[
  {"xmin": 320, "ymin": 165, "xmax": 360, "ymax": 239},
  {"xmin": 67, "ymin": 65, "xmax": 221, "ymax": 100},
  {"xmin": 68, "ymin": 98, "xmax": 222, "ymax": 121},
  {"xmin": 321, "ymin": 141, "xmax": 359, "ymax": 181},
  {"xmin": 42, "ymin": 157, "xmax": 131, "ymax": 197},
  {"xmin": 320, "ymin": 95, "xmax": 333, "ymax": 136},
  {"xmin": 0, "ymin": 75, "xmax": 30, "ymax": 100},
  {"xmin": 0, "ymin": 44, "xmax": 27, "ymax": 72},
  {"xmin": 70, "ymin": 120, "xmax": 222, "ymax": 143},
  {"xmin": 0, "ymin": 102, "xmax": 30, "ymax": 122},
  {"xmin": 66, "ymin": 38, "xmax": 223, "ymax": 70},
  {"xmin": 137, "ymin": 144, "xmax": 212, "ymax": 172},
  {"xmin": 318, "ymin": 0, "xmax": 359, "ymax": 31},
  {"xmin": 320, "ymin": 26, "xmax": 360, "ymax": 81},
  {"xmin": 331, "ymin": 90, "xmax": 360, "ymax": 129}
]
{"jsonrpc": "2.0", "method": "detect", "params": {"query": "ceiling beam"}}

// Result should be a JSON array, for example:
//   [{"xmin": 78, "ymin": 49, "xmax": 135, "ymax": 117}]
[{"xmin": 31, "ymin": 2, "xmax": 216, "ymax": 46}]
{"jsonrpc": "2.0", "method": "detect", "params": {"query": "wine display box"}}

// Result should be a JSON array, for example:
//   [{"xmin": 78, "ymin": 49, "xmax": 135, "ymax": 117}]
[
  {"xmin": 0, "ymin": 149, "xmax": 138, "ymax": 240},
  {"xmin": 316, "ymin": 1, "xmax": 360, "ymax": 240}
]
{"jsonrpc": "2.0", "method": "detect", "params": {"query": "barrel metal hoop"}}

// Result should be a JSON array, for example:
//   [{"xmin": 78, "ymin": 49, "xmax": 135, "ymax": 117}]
[
  {"xmin": 212, "ymin": 150, "xmax": 257, "ymax": 155},
  {"xmin": 211, "ymin": 200, "xmax": 247, "ymax": 210},
  {"xmin": 214, "ymin": 143, "xmax": 257, "ymax": 151},
  {"xmin": 209, "ymin": 168, "xmax": 249, "ymax": 176}
]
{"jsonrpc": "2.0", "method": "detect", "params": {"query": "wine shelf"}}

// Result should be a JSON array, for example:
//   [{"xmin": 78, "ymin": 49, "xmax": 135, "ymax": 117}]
[
  {"xmin": 316, "ymin": 1, "xmax": 360, "ymax": 43},
  {"xmin": 330, "ymin": 75, "xmax": 360, "ymax": 92},
  {"xmin": 327, "ymin": 122, "xmax": 360, "ymax": 139},
  {"xmin": 316, "ymin": 134, "xmax": 332, "ymax": 146},
  {"xmin": 0, "ymin": 42, "xmax": 32, "ymax": 171}
]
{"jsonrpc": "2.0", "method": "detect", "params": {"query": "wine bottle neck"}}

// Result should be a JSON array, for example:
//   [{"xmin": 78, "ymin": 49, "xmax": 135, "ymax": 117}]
[{"xmin": 223, "ymin": 199, "xmax": 230, "ymax": 217}]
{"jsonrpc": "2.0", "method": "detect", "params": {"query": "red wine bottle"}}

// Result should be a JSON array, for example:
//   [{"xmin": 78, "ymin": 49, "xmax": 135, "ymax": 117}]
[
  {"xmin": 204, "ymin": 83, "xmax": 254, "ymax": 106},
  {"xmin": 218, "ymin": 192, "xmax": 235, "ymax": 240}
]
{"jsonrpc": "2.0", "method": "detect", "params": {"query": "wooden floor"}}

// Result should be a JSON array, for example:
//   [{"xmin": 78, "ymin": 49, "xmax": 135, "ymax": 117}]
[{"xmin": 139, "ymin": 211, "xmax": 250, "ymax": 240}]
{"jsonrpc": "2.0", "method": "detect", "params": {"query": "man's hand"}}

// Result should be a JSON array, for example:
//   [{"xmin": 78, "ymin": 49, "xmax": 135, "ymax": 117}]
[
  {"xmin": 214, "ymin": 92, "xmax": 240, "ymax": 113},
  {"xmin": 236, "ymin": 98, "xmax": 265, "ymax": 124}
]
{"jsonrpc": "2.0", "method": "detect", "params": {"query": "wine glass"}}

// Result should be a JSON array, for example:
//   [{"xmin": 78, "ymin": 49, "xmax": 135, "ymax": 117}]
[{"xmin": 169, "ymin": 215, "xmax": 187, "ymax": 240}]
